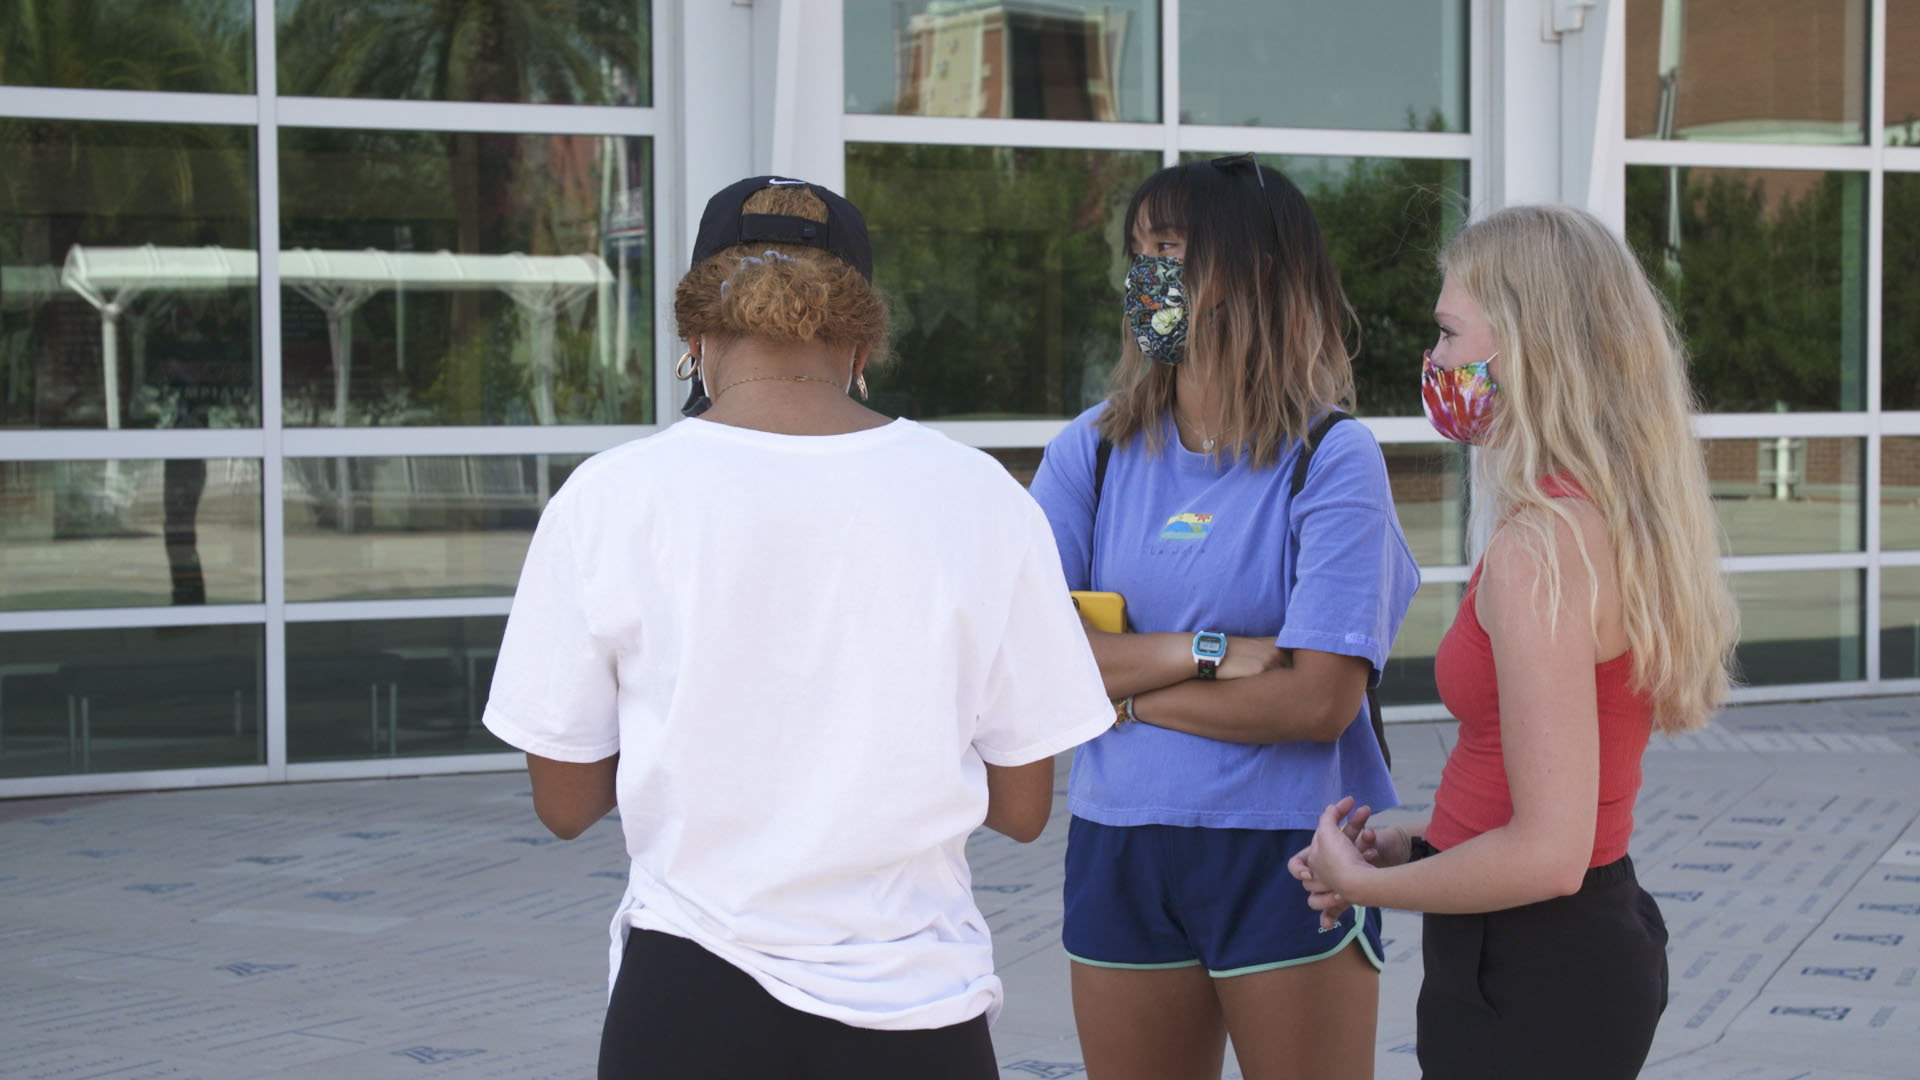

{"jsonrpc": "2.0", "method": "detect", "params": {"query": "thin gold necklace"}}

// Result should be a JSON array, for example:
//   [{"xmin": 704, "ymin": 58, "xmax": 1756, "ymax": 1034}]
[
  {"xmin": 712, "ymin": 373, "xmax": 842, "ymax": 400},
  {"xmin": 1178, "ymin": 413, "xmax": 1218, "ymax": 452}
]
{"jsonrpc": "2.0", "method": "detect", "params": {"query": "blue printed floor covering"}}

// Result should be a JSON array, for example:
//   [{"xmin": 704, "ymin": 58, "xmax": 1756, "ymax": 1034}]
[{"xmin": 4, "ymin": 696, "xmax": 1920, "ymax": 1078}]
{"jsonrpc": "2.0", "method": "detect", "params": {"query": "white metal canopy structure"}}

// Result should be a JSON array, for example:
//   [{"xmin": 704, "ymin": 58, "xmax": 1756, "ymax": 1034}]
[{"xmin": 57, "ymin": 245, "xmax": 615, "ymax": 428}]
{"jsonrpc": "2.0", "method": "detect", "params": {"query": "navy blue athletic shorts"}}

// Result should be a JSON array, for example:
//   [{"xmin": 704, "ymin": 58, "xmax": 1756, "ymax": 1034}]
[{"xmin": 1063, "ymin": 816, "xmax": 1385, "ymax": 977}]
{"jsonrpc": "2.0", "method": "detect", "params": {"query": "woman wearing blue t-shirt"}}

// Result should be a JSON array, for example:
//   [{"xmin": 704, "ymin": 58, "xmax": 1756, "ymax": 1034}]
[{"xmin": 1029, "ymin": 156, "xmax": 1421, "ymax": 1080}]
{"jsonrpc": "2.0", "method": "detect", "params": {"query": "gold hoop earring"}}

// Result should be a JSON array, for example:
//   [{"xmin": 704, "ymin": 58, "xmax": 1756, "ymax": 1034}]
[
  {"xmin": 674, "ymin": 350, "xmax": 698, "ymax": 381},
  {"xmin": 856, "ymin": 372, "xmax": 869, "ymax": 401}
]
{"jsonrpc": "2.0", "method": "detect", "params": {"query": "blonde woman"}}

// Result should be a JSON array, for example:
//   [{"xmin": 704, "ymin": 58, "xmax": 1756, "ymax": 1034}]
[
  {"xmin": 1030, "ymin": 157, "xmax": 1420, "ymax": 1080},
  {"xmin": 1292, "ymin": 204, "xmax": 1738, "ymax": 1080},
  {"xmin": 485, "ymin": 177, "xmax": 1115, "ymax": 1078}
]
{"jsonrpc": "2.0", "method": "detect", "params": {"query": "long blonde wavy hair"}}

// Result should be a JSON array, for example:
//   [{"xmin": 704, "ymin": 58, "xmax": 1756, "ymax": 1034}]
[
  {"xmin": 1100, "ymin": 160, "xmax": 1355, "ymax": 467},
  {"xmin": 1444, "ymin": 205, "xmax": 1737, "ymax": 733}
]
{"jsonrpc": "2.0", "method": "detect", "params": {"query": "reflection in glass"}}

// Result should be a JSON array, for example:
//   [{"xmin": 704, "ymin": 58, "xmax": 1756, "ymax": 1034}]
[
  {"xmin": 1880, "ymin": 568, "xmax": 1920, "ymax": 679},
  {"xmin": 1383, "ymin": 443, "xmax": 1468, "ymax": 566},
  {"xmin": 1, "ymin": 459, "xmax": 262, "ymax": 611},
  {"xmin": 985, "ymin": 447, "xmax": 1045, "ymax": 488},
  {"xmin": 279, "ymin": 129, "xmax": 653, "ymax": 427},
  {"xmin": 846, "ymin": 144, "xmax": 1158, "ymax": 421},
  {"xmin": 1, "ymin": 1, "xmax": 252, "ymax": 93},
  {"xmin": 1180, "ymin": 0, "xmax": 1466, "ymax": 131},
  {"xmin": 1878, "ymin": 439, "xmax": 1920, "ymax": 550},
  {"xmin": 0, "ymin": 119, "xmax": 258, "ymax": 430},
  {"xmin": 1892, "ymin": 2, "xmax": 1920, "ymax": 145},
  {"xmin": 1705, "ymin": 437, "xmax": 1861, "ymax": 555},
  {"xmin": 1885, "ymin": 175, "xmax": 1920, "ymax": 409},
  {"xmin": 1625, "ymin": 0, "xmax": 1867, "ymax": 145},
  {"xmin": 1379, "ymin": 582, "xmax": 1458, "ymax": 708},
  {"xmin": 1625, "ymin": 166, "xmax": 1866, "ymax": 412},
  {"xmin": 276, "ymin": 0, "xmax": 649, "ymax": 106},
  {"xmin": 1730, "ymin": 570, "xmax": 1861, "ymax": 686},
  {"xmin": 287, "ymin": 617, "xmax": 509, "ymax": 762},
  {"xmin": 0, "ymin": 625, "xmax": 263, "ymax": 779},
  {"xmin": 284, "ymin": 454, "xmax": 586, "ymax": 602},
  {"xmin": 844, "ymin": 0, "xmax": 1157, "ymax": 122},
  {"xmin": 1254, "ymin": 155, "xmax": 1467, "ymax": 417}
]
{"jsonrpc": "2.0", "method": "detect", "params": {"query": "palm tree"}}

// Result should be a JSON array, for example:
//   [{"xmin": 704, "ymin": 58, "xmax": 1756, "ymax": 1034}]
[
  {"xmin": 1, "ymin": 0, "xmax": 251, "ymax": 94},
  {"xmin": 275, "ymin": 0, "xmax": 644, "ymax": 106}
]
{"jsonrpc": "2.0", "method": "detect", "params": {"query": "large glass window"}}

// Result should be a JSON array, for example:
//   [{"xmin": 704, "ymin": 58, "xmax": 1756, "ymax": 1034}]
[
  {"xmin": 1260, "ymin": 155, "xmax": 1468, "ymax": 417},
  {"xmin": 846, "ymin": 143, "xmax": 1158, "ymax": 421},
  {"xmin": 1730, "ymin": 570, "xmax": 1862, "ymax": 686},
  {"xmin": 0, "ymin": 625, "xmax": 263, "ymax": 779},
  {"xmin": 1878, "ymin": 438, "xmax": 1920, "ymax": 550},
  {"xmin": 1, "ymin": 119, "xmax": 259, "ymax": 430},
  {"xmin": 1880, "ymin": 568, "xmax": 1920, "ymax": 679},
  {"xmin": 1706, "ymin": 437, "xmax": 1863, "ymax": 555},
  {"xmin": 276, "ymin": 0, "xmax": 650, "ymax": 106},
  {"xmin": 1891, "ymin": 1, "xmax": 1920, "ymax": 145},
  {"xmin": 287, "ymin": 617, "xmax": 507, "ymax": 762},
  {"xmin": 278, "ymin": 129, "xmax": 653, "ymax": 427},
  {"xmin": 1383, "ymin": 444, "xmax": 1469, "ymax": 567},
  {"xmin": 1625, "ymin": 0, "xmax": 1868, "ymax": 145},
  {"xmin": 2, "ymin": 459, "xmax": 262, "ymax": 611},
  {"xmin": 0, "ymin": 1, "xmax": 253, "ymax": 94},
  {"xmin": 1380, "ymin": 582, "xmax": 1460, "ymax": 707},
  {"xmin": 1625, "ymin": 166, "xmax": 1867, "ymax": 412},
  {"xmin": 284, "ymin": 454, "xmax": 584, "ymax": 602},
  {"xmin": 1885, "ymin": 173, "xmax": 1920, "ymax": 410},
  {"xmin": 845, "ymin": 0, "xmax": 1158, "ymax": 122},
  {"xmin": 1180, "ymin": 0, "xmax": 1467, "ymax": 132}
]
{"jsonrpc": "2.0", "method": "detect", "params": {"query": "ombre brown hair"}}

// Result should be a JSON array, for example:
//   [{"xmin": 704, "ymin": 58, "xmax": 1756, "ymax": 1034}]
[
  {"xmin": 674, "ymin": 186, "xmax": 888, "ymax": 358},
  {"xmin": 1099, "ymin": 160, "xmax": 1355, "ymax": 467}
]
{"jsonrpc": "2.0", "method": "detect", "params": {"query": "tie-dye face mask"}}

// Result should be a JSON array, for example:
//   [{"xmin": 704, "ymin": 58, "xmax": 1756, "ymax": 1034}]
[
  {"xmin": 1124, "ymin": 255, "xmax": 1188, "ymax": 365},
  {"xmin": 1421, "ymin": 351, "xmax": 1499, "ymax": 444}
]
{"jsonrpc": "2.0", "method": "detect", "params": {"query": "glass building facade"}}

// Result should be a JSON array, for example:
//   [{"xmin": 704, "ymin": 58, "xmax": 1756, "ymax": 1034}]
[{"xmin": 0, "ymin": 0, "xmax": 1913, "ymax": 794}]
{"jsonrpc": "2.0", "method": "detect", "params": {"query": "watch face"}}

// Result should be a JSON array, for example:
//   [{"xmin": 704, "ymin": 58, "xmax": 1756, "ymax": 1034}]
[{"xmin": 1195, "ymin": 635, "xmax": 1226, "ymax": 658}]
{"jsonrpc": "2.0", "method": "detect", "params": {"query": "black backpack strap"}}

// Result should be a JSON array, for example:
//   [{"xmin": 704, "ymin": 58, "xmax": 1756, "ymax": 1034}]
[
  {"xmin": 1093, "ymin": 438, "xmax": 1113, "ymax": 509},
  {"xmin": 1286, "ymin": 410, "xmax": 1391, "ymax": 769},
  {"xmin": 1089, "ymin": 437, "xmax": 1113, "ymax": 586},
  {"xmin": 1289, "ymin": 410, "xmax": 1353, "ymax": 498}
]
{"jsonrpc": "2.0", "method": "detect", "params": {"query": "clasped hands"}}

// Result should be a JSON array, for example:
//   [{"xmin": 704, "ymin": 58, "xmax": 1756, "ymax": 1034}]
[{"xmin": 1286, "ymin": 795, "xmax": 1409, "ymax": 930}]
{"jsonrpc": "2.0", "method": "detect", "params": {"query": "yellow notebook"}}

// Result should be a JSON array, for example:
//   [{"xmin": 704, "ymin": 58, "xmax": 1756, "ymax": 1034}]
[{"xmin": 1069, "ymin": 591, "xmax": 1127, "ymax": 633}]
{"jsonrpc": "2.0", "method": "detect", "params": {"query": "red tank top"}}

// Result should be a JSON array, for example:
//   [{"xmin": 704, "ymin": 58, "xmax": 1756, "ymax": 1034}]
[{"xmin": 1426, "ymin": 487, "xmax": 1653, "ymax": 867}]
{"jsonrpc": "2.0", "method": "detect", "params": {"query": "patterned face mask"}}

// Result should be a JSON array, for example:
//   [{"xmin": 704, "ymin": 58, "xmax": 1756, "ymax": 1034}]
[
  {"xmin": 1421, "ymin": 351, "xmax": 1500, "ymax": 444},
  {"xmin": 1125, "ymin": 255, "xmax": 1188, "ymax": 366}
]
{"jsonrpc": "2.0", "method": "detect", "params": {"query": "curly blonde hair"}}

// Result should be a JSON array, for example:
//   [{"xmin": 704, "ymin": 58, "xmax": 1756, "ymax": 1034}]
[{"xmin": 674, "ymin": 186, "xmax": 888, "ymax": 359}]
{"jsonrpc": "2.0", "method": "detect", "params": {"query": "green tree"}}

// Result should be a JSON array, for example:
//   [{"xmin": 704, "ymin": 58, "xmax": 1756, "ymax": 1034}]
[
  {"xmin": 1625, "ymin": 166, "xmax": 1862, "ymax": 412},
  {"xmin": 849, "ymin": 145, "xmax": 1159, "ymax": 420},
  {"xmin": 275, "ymin": 0, "xmax": 644, "ymax": 105},
  {"xmin": 0, "ymin": 0, "xmax": 250, "ymax": 93},
  {"xmin": 1293, "ymin": 156, "xmax": 1467, "ymax": 416}
]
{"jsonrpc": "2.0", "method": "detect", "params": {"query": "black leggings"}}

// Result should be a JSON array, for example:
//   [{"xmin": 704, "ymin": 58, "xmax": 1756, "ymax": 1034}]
[
  {"xmin": 598, "ymin": 929, "xmax": 999, "ymax": 1080},
  {"xmin": 1416, "ymin": 855, "xmax": 1669, "ymax": 1080}
]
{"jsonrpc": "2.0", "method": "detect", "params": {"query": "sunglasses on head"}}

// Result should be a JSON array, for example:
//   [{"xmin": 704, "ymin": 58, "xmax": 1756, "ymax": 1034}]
[{"xmin": 1209, "ymin": 152, "xmax": 1285, "ymax": 249}]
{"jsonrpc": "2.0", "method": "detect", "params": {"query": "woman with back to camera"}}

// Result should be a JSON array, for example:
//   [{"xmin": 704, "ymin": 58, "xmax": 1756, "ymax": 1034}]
[
  {"xmin": 482, "ymin": 176, "xmax": 1117, "ymax": 1079},
  {"xmin": 1292, "ymin": 204, "xmax": 1739, "ymax": 1080},
  {"xmin": 1028, "ymin": 156, "xmax": 1421, "ymax": 1080}
]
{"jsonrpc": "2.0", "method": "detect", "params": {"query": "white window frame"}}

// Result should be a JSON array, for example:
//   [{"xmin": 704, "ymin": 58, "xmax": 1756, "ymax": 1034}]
[
  {"xmin": 818, "ymin": 0, "xmax": 1488, "ymax": 722},
  {"xmin": 1594, "ymin": 0, "xmax": 1898, "ymax": 705},
  {"xmin": 0, "ymin": 0, "xmax": 675, "ymax": 796}
]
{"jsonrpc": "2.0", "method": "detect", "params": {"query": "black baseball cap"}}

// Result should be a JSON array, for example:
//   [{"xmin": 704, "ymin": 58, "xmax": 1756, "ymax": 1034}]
[{"xmin": 690, "ymin": 175, "xmax": 873, "ymax": 281}]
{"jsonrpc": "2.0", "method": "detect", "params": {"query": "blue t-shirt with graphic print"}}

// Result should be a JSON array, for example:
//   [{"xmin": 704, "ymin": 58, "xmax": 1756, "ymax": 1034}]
[{"xmin": 1029, "ymin": 403, "xmax": 1420, "ymax": 830}]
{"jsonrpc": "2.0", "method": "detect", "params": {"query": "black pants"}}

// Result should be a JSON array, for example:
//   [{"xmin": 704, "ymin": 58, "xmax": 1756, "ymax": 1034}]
[
  {"xmin": 599, "ymin": 929, "xmax": 999, "ymax": 1079},
  {"xmin": 1417, "ymin": 856, "xmax": 1669, "ymax": 1080}
]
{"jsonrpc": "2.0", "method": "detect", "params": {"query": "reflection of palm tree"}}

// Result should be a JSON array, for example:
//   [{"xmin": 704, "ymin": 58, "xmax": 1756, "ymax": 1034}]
[
  {"xmin": 276, "ymin": 0, "xmax": 642, "ymax": 105},
  {"xmin": 0, "ymin": 0, "xmax": 250, "ymax": 93}
]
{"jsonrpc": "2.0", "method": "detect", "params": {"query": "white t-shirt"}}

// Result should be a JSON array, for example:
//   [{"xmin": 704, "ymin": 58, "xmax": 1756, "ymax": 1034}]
[{"xmin": 482, "ymin": 416, "xmax": 1114, "ymax": 1031}]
